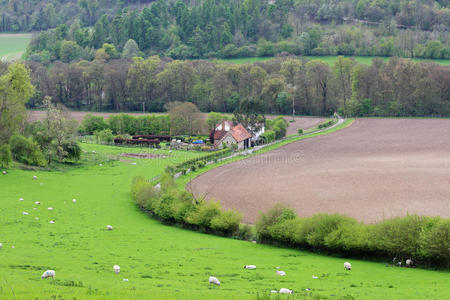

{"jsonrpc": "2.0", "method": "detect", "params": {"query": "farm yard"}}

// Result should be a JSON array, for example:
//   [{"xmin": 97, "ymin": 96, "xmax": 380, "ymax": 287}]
[
  {"xmin": 188, "ymin": 118, "xmax": 450, "ymax": 224},
  {"xmin": 1, "ymin": 141, "xmax": 450, "ymax": 299}
]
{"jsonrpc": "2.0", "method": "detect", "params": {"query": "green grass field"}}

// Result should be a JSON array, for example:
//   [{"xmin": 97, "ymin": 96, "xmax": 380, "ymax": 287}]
[
  {"xmin": 218, "ymin": 56, "xmax": 450, "ymax": 66},
  {"xmin": 1, "ymin": 142, "xmax": 449, "ymax": 299},
  {"xmin": 0, "ymin": 33, "xmax": 32, "ymax": 61}
]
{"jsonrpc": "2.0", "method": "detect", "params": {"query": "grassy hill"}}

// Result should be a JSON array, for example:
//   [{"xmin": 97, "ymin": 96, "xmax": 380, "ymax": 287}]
[
  {"xmin": 0, "ymin": 143, "xmax": 449, "ymax": 299},
  {"xmin": 0, "ymin": 34, "xmax": 32, "ymax": 61}
]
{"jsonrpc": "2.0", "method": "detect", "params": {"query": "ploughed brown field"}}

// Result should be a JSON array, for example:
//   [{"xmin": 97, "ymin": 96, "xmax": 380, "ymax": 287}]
[{"xmin": 188, "ymin": 119, "xmax": 450, "ymax": 223}]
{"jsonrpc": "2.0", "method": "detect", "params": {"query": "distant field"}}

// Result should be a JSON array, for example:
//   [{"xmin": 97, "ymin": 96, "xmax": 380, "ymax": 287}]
[
  {"xmin": 0, "ymin": 33, "xmax": 32, "ymax": 61},
  {"xmin": 219, "ymin": 56, "xmax": 450, "ymax": 66}
]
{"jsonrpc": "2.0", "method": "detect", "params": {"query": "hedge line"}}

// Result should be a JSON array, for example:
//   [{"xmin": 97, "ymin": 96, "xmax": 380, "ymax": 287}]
[
  {"xmin": 132, "ymin": 173, "xmax": 250, "ymax": 238},
  {"xmin": 167, "ymin": 148, "xmax": 232, "ymax": 173},
  {"xmin": 256, "ymin": 204, "xmax": 450, "ymax": 268}
]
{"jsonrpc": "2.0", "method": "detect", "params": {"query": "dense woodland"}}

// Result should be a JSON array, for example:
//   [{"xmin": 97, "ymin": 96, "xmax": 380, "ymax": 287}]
[
  {"xmin": 15, "ymin": 0, "xmax": 450, "ymax": 61},
  {"xmin": 23, "ymin": 56, "xmax": 450, "ymax": 117}
]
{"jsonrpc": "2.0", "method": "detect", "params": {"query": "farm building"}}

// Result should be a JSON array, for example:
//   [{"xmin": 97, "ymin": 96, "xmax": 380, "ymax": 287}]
[{"xmin": 212, "ymin": 121, "xmax": 252, "ymax": 150}]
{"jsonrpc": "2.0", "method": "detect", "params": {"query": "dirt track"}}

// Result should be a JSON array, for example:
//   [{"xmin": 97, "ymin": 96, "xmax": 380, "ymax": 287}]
[{"xmin": 188, "ymin": 119, "xmax": 450, "ymax": 223}]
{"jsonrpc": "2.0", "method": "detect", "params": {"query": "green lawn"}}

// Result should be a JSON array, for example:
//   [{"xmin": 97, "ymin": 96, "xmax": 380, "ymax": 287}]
[
  {"xmin": 1, "ymin": 143, "xmax": 449, "ymax": 299},
  {"xmin": 0, "ymin": 33, "xmax": 32, "ymax": 61},
  {"xmin": 218, "ymin": 56, "xmax": 450, "ymax": 66}
]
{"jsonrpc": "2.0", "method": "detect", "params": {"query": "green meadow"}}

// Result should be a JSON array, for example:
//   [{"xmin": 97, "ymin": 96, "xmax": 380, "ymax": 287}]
[
  {"xmin": 1, "ymin": 142, "xmax": 449, "ymax": 299},
  {"xmin": 0, "ymin": 33, "xmax": 32, "ymax": 61},
  {"xmin": 218, "ymin": 56, "xmax": 450, "ymax": 66}
]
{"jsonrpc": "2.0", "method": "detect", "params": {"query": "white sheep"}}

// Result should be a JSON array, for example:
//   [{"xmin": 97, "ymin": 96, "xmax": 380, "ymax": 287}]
[
  {"xmin": 2, "ymin": 171, "xmax": 6, "ymax": 175},
  {"xmin": 49, "ymin": 220, "xmax": 55, "ymax": 224},
  {"xmin": 19, "ymin": 198, "xmax": 24, "ymax": 201},
  {"xmin": 312, "ymin": 275, "xmax": 318, "ymax": 279},
  {"xmin": 279, "ymin": 288, "xmax": 293, "ymax": 294},
  {"xmin": 48, "ymin": 207, "xmax": 54, "ymax": 211},
  {"xmin": 406, "ymin": 259, "xmax": 412, "ymax": 267},
  {"xmin": 209, "ymin": 276, "xmax": 220, "ymax": 286},
  {"xmin": 33, "ymin": 175, "xmax": 37, "ymax": 180},
  {"xmin": 35, "ymin": 201, "xmax": 40, "ymax": 205},
  {"xmin": 344, "ymin": 262, "xmax": 352, "ymax": 270},
  {"xmin": 106, "ymin": 225, "xmax": 113, "ymax": 230},
  {"xmin": 113, "ymin": 265, "xmax": 120, "ymax": 274},
  {"xmin": 244, "ymin": 265, "xmax": 256, "ymax": 270},
  {"xmin": 0, "ymin": 243, "xmax": 2, "ymax": 249},
  {"xmin": 72, "ymin": 199, "xmax": 77, "ymax": 203},
  {"xmin": 23, "ymin": 212, "xmax": 29, "ymax": 215},
  {"xmin": 276, "ymin": 270, "xmax": 286, "ymax": 276},
  {"xmin": 41, "ymin": 270, "xmax": 55, "ymax": 279}
]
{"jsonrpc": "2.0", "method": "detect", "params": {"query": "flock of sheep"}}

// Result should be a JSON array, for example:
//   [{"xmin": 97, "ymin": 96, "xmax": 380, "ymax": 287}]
[{"xmin": 3, "ymin": 172, "xmax": 414, "ymax": 296}]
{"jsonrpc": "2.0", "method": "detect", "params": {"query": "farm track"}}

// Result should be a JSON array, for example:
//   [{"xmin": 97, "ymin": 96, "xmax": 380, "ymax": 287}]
[{"xmin": 188, "ymin": 118, "xmax": 450, "ymax": 223}]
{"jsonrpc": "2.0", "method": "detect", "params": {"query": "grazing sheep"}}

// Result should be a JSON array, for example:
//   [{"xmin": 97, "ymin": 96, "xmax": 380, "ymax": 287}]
[
  {"xmin": 49, "ymin": 220, "xmax": 55, "ymax": 224},
  {"xmin": 35, "ymin": 201, "xmax": 40, "ymax": 205},
  {"xmin": 276, "ymin": 270, "xmax": 286, "ymax": 276},
  {"xmin": 23, "ymin": 212, "xmax": 29, "ymax": 215},
  {"xmin": 0, "ymin": 243, "xmax": 2, "ymax": 249},
  {"xmin": 113, "ymin": 265, "xmax": 120, "ymax": 274},
  {"xmin": 2, "ymin": 171, "xmax": 6, "ymax": 175},
  {"xmin": 41, "ymin": 270, "xmax": 55, "ymax": 279},
  {"xmin": 123, "ymin": 278, "xmax": 129, "ymax": 282},
  {"xmin": 72, "ymin": 199, "xmax": 76, "ymax": 203},
  {"xmin": 344, "ymin": 262, "xmax": 352, "ymax": 270},
  {"xmin": 48, "ymin": 207, "xmax": 54, "ymax": 211},
  {"xmin": 279, "ymin": 288, "xmax": 293, "ymax": 294},
  {"xmin": 406, "ymin": 259, "xmax": 412, "ymax": 267},
  {"xmin": 33, "ymin": 175, "xmax": 37, "ymax": 180},
  {"xmin": 312, "ymin": 275, "xmax": 318, "ymax": 279},
  {"xmin": 244, "ymin": 265, "xmax": 256, "ymax": 270},
  {"xmin": 19, "ymin": 198, "xmax": 24, "ymax": 201},
  {"xmin": 106, "ymin": 225, "xmax": 113, "ymax": 230},
  {"xmin": 209, "ymin": 276, "xmax": 220, "ymax": 286}
]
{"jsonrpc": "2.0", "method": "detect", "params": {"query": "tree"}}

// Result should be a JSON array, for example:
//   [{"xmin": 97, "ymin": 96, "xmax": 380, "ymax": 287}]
[
  {"xmin": 60, "ymin": 41, "xmax": 81, "ymax": 63},
  {"xmin": 122, "ymin": 39, "xmax": 140, "ymax": 59},
  {"xmin": 306, "ymin": 60, "xmax": 332, "ymax": 115},
  {"xmin": 333, "ymin": 56, "xmax": 354, "ymax": 116},
  {"xmin": 167, "ymin": 101, "xmax": 204, "ymax": 135},
  {"xmin": 0, "ymin": 144, "xmax": 12, "ymax": 168},
  {"xmin": 233, "ymin": 98, "xmax": 265, "ymax": 136},
  {"xmin": 0, "ymin": 63, "xmax": 35, "ymax": 144},
  {"xmin": 206, "ymin": 112, "xmax": 224, "ymax": 129}
]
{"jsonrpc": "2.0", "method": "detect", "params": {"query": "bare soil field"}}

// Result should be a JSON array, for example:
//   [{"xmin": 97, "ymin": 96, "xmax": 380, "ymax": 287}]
[
  {"xmin": 27, "ymin": 110, "xmax": 323, "ymax": 134},
  {"xmin": 188, "ymin": 119, "xmax": 450, "ymax": 223}
]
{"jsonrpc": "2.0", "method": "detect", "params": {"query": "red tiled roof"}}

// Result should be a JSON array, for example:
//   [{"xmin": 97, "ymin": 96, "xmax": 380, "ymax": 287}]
[
  {"xmin": 214, "ymin": 130, "xmax": 228, "ymax": 142},
  {"xmin": 231, "ymin": 124, "xmax": 252, "ymax": 142}
]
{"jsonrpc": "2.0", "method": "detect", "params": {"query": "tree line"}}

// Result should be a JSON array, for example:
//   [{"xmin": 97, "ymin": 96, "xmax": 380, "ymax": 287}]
[
  {"xmin": 23, "ymin": 0, "xmax": 450, "ymax": 62},
  {"xmin": 25, "ymin": 56, "xmax": 450, "ymax": 117}
]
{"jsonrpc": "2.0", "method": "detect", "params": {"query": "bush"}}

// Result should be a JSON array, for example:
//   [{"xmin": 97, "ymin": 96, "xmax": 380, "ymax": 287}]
[
  {"xmin": 255, "ymin": 204, "xmax": 296, "ymax": 240},
  {"xmin": 297, "ymin": 128, "xmax": 303, "ymax": 135},
  {"xmin": 318, "ymin": 120, "xmax": 335, "ymax": 129},
  {"xmin": 420, "ymin": 218, "xmax": 450, "ymax": 268},
  {"xmin": 324, "ymin": 222, "xmax": 370, "ymax": 253},
  {"xmin": 62, "ymin": 140, "xmax": 81, "ymax": 162},
  {"xmin": 211, "ymin": 210, "xmax": 243, "ymax": 235},
  {"xmin": 0, "ymin": 144, "xmax": 12, "ymax": 168},
  {"xmin": 186, "ymin": 200, "xmax": 222, "ymax": 228},
  {"xmin": 94, "ymin": 129, "xmax": 114, "ymax": 144},
  {"xmin": 9, "ymin": 135, "xmax": 46, "ymax": 167},
  {"xmin": 80, "ymin": 114, "xmax": 109, "ymax": 135}
]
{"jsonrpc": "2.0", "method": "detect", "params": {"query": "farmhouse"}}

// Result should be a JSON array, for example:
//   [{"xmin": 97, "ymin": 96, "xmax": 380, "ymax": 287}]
[{"xmin": 212, "ymin": 121, "xmax": 252, "ymax": 150}]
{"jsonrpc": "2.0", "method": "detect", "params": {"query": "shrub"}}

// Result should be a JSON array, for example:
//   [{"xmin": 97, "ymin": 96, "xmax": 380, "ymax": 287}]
[
  {"xmin": 302, "ymin": 214, "xmax": 357, "ymax": 248},
  {"xmin": 9, "ymin": 135, "xmax": 46, "ymax": 167},
  {"xmin": 238, "ymin": 224, "xmax": 255, "ymax": 241},
  {"xmin": 370, "ymin": 215, "xmax": 428, "ymax": 258},
  {"xmin": 324, "ymin": 222, "xmax": 370, "ymax": 253},
  {"xmin": 255, "ymin": 204, "xmax": 296, "ymax": 240},
  {"xmin": 211, "ymin": 210, "xmax": 243, "ymax": 235},
  {"xmin": 81, "ymin": 114, "xmax": 108, "ymax": 135},
  {"xmin": 0, "ymin": 144, "xmax": 12, "ymax": 168},
  {"xmin": 94, "ymin": 129, "xmax": 114, "ymax": 144},
  {"xmin": 269, "ymin": 218, "xmax": 303, "ymax": 244},
  {"xmin": 154, "ymin": 192, "xmax": 177, "ymax": 221},
  {"xmin": 297, "ymin": 128, "xmax": 303, "ymax": 135},
  {"xmin": 136, "ymin": 185, "xmax": 156, "ymax": 209},
  {"xmin": 186, "ymin": 200, "xmax": 222, "ymax": 228},
  {"xmin": 62, "ymin": 140, "xmax": 81, "ymax": 162},
  {"xmin": 261, "ymin": 130, "xmax": 275, "ymax": 143},
  {"xmin": 420, "ymin": 218, "xmax": 450, "ymax": 268}
]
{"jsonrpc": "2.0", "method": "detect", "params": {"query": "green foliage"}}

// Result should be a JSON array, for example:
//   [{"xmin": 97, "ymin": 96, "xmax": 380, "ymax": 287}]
[
  {"xmin": 0, "ymin": 144, "xmax": 12, "ymax": 168},
  {"xmin": 9, "ymin": 135, "xmax": 46, "ymax": 167},
  {"xmin": 210, "ymin": 209, "xmax": 242, "ymax": 236},
  {"xmin": 80, "ymin": 114, "xmax": 108, "ymax": 135},
  {"xmin": 94, "ymin": 129, "xmax": 114, "ymax": 144},
  {"xmin": 255, "ymin": 204, "xmax": 296, "ymax": 240},
  {"xmin": 186, "ymin": 200, "xmax": 222, "ymax": 228},
  {"xmin": 62, "ymin": 140, "xmax": 81, "ymax": 162},
  {"xmin": 420, "ymin": 218, "xmax": 450, "ymax": 268},
  {"xmin": 261, "ymin": 130, "xmax": 275, "ymax": 143},
  {"xmin": 297, "ymin": 128, "xmax": 303, "ymax": 135},
  {"xmin": 206, "ymin": 112, "xmax": 224, "ymax": 129}
]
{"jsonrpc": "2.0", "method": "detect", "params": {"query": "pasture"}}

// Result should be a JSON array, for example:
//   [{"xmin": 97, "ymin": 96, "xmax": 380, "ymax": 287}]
[
  {"xmin": 1, "ymin": 142, "xmax": 449, "ymax": 299},
  {"xmin": 218, "ymin": 56, "xmax": 450, "ymax": 66},
  {"xmin": 189, "ymin": 118, "xmax": 450, "ymax": 223},
  {"xmin": 0, "ymin": 33, "xmax": 32, "ymax": 61}
]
